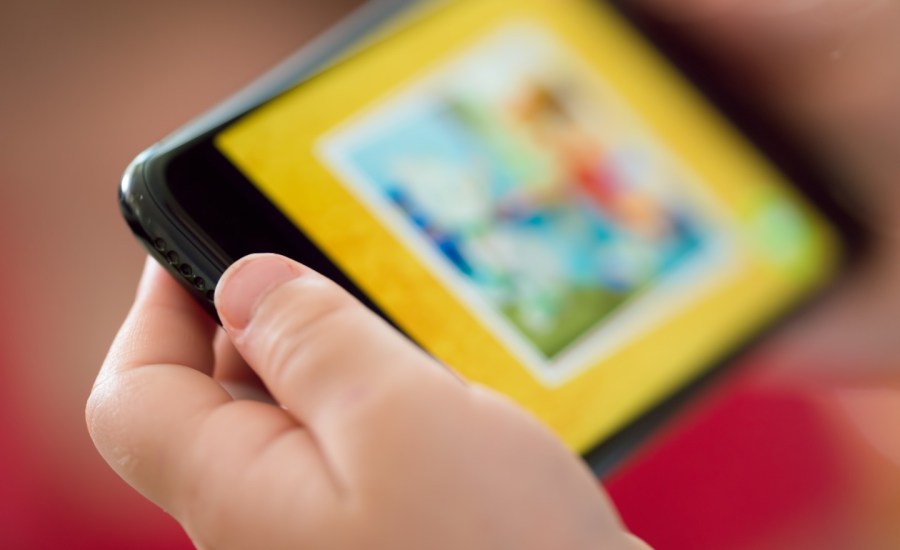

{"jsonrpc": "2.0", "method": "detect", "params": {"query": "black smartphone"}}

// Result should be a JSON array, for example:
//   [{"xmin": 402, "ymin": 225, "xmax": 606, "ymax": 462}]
[{"xmin": 121, "ymin": 0, "xmax": 863, "ymax": 474}]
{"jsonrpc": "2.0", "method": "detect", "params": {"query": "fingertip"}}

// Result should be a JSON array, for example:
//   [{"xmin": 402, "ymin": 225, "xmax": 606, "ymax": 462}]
[
  {"xmin": 216, "ymin": 254, "xmax": 306, "ymax": 331},
  {"xmin": 135, "ymin": 256, "xmax": 165, "ymax": 299},
  {"xmin": 101, "ymin": 256, "xmax": 218, "ymax": 382},
  {"xmin": 135, "ymin": 257, "xmax": 202, "ymax": 310}
]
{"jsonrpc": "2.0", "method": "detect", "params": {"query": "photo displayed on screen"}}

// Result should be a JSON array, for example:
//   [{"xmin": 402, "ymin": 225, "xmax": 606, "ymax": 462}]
[{"xmin": 319, "ymin": 23, "xmax": 738, "ymax": 384}]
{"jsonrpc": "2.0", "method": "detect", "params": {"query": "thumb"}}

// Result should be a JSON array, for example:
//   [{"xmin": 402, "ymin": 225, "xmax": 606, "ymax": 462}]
[{"xmin": 214, "ymin": 254, "xmax": 463, "ymax": 458}]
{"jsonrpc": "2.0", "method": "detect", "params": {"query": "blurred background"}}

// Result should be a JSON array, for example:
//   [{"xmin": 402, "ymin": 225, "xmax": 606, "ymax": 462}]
[
  {"xmin": 1, "ymin": 0, "xmax": 899, "ymax": 548},
  {"xmin": 0, "ymin": 1, "xmax": 360, "ymax": 546}
]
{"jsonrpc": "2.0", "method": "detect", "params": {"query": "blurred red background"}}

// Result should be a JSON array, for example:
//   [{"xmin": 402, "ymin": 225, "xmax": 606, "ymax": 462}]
[{"xmin": 2, "ymin": 1, "xmax": 899, "ymax": 548}]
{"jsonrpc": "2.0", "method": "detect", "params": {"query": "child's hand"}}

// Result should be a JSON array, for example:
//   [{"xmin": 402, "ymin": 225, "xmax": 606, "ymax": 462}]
[{"xmin": 87, "ymin": 254, "xmax": 646, "ymax": 549}]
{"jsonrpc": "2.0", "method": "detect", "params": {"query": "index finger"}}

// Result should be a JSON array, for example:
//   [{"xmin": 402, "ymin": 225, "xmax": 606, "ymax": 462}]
[
  {"xmin": 87, "ymin": 259, "xmax": 342, "ymax": 543},
  {"xmin": 86, "ymin": 259, "xmax": 227, "ymax": 507}
]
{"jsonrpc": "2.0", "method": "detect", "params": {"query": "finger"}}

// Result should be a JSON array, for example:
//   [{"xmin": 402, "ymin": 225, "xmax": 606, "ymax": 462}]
[
  {"xmin": 213, "ymin": 328, "xmax": 272, "ymax": 403},
  {"xmin": 215, "ymin": 254, "xmax": 464, "ymax": 475},
  {"xmin": 86, "ymin": 259, "xmax": 332, "ymax": 522},
  {"xmin": 102, "ymin": 258, "xmax": 218, "ymax": 380},
  {"xmin": 88, "ymin": 259, "xmax": 224, "ymax": 505}
]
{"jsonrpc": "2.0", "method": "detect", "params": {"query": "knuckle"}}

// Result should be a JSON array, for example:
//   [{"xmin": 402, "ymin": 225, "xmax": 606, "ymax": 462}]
[{"xmin": 84, "ymin": 372, "xmax": 148, "ymax": 480}]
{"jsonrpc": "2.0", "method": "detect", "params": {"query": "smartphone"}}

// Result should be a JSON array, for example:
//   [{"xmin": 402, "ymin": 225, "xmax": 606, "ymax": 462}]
[{"xmin": 121, "ymin": 0, "xmax": 862, "ymax": 474}]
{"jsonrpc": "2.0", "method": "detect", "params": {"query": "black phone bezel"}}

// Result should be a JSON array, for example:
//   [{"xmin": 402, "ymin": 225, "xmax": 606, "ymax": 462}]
[{"xmin": 120, "ymin": 0, "xmax": 867, "ymax": 476}]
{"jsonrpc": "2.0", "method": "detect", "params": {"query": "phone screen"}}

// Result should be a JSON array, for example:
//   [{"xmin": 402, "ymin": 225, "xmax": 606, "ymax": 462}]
[{"xmin": 214, "ymin": 0, "xmax": 840, "ymax": 453}]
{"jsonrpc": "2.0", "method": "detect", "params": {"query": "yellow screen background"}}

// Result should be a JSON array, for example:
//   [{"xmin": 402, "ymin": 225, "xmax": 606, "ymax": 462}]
[{"xmin": 216, "ymin": 0, "xmax": 839, "ymax": 452}]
